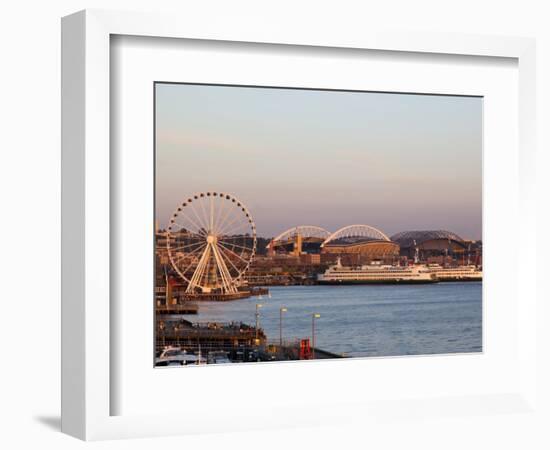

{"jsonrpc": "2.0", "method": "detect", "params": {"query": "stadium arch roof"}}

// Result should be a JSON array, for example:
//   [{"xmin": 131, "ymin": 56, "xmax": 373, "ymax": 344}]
[
  {"xmin": 272, "ymin": 225, "xmax": 331, "ymax": 242},
  {"xmin": 267, "ymin": 225, "xmax": 331, "ymax": 250},
  {"xmin": 322, "ymin": 224, "xmax": 390, "ymax": 247},
  {"xmin": 390, "ymin": 230, "xmax": 464, "ymax": 248}
]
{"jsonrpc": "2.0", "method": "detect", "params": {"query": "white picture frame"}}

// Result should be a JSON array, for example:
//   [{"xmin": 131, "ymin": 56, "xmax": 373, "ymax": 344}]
[{"xmin": 61, "ymin": 9, "xmax": 537, "ymax": 441}]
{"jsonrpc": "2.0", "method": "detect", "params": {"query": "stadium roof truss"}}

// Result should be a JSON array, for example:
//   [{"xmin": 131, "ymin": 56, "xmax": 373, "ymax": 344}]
[
  {"xmin": 321, "ymin": 224, "xmax": 390, "ymax": 247},
  {"xmin": 390, "ymin": 230, "xmax": 465, "ymax": 248},
  {"xmin": 267, "ymin": 225, "xmax": 331, "ymax": 250}
]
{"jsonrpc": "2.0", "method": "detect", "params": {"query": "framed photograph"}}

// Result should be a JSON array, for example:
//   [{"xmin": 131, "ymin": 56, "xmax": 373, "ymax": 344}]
[
  {"xmin": 61, "ymin": 9, "xmax": 538, "ymax": 440},
  {"xmin": 153, "ymin": 82, "xmax": 483, "ymax": 365}
]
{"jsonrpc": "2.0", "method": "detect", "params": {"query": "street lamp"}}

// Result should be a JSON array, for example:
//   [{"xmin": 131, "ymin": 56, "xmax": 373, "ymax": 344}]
[
  {"xmin": 311, "ymin": 313, "xmax": 321, "ymax": 360},
  {"xmin": 255, "ymin": 303, "xmax": 263, "ymax": 341},
  {"xmin": 159, "ymin": 320, "xmax": 166, "ymax": 348},
  {"xmin": 279, "ymin": 307, "xmax": 287, "ymax": 347}
]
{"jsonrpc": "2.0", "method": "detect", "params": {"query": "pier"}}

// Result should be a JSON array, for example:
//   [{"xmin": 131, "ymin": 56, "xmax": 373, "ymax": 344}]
[
  {"xmin": 180, "ymin": 287, "xmax": 269, "ymax": 302},
  {"xmin": 156, "ymin": 318, "xmax": 266, "ymax": 353},
  {"xmin": 264, "ymin": 341, "xmax": 346, "ymax": 360},
  {"xmin": 155, "ymin": 317, "xmax": 345, "ymax": 364},
  {"xmin": 156, "ymin": 303, "xmax": 199, "ymax": 315}
]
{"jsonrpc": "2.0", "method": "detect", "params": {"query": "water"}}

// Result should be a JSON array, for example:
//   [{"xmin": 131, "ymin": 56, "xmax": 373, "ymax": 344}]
[{"xmin": 183, "ymin": 283, "xmax": 482, "ymax": 358}]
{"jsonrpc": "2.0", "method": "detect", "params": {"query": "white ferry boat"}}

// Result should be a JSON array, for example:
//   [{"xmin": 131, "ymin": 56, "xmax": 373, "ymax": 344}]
[
  {"xmin": 317, "ymin": 258, "xmax": 437, "ymax": 285},
  {"xmin": 426, "ymin": 264, "xmax": 482, "ymax": 282}
]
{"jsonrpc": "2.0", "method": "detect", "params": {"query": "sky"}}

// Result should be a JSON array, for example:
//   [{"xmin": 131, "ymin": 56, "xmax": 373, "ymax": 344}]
[{"xmin": 155, "ymin": 83, "xmax": 482, "ymax": 240}]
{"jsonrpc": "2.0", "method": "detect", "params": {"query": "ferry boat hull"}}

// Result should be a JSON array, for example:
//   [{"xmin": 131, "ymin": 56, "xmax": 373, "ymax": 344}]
[
  {"xmin": 316, "ymin": 258, "xmax": 439, "ymax": 285},
  {"xmin": 431, "ymin": 276, "xmax": 482, "ymax": 282},
  {"xmin": 316, "ymin": 259, "xmax": 482, "ymax": 285},
  {"xmin": 317, "ymin": 278, "xmax": 438, "ymax": 285}
]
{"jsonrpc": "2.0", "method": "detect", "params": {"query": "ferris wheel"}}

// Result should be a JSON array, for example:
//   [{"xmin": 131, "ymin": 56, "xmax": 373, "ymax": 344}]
[{"xmin": 166, "ymin": 192, "xmax": 257, "ymax": 295}]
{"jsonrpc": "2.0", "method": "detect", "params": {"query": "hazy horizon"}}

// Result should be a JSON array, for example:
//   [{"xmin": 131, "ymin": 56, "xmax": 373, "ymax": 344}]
[{"xmin": 155, "ymin": 83, "xmax": 482, "ymax": 240}]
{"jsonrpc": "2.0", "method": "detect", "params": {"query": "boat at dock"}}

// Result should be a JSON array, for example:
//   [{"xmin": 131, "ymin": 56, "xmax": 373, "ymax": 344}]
[
  {"xmin": 207, "ymin": 351, "xmax": 233, "ymax": 364},
  {"xmin": 425, "ymin": 264, "xmax": 482, "ymax": 281},
  {"xmin": 317, "ymin": 258, "xmax": 483, "ymax": 285},
  {"xmin": 179, "ymin": 287, "xmax": 269, "ymax": 302},
  {"xmin": 155, "ymin": 346, "xmax": 207, "ymax": 366},
  {"xmin": 317, "ymin": 258, "xmax": 437, "ymax": 285}
]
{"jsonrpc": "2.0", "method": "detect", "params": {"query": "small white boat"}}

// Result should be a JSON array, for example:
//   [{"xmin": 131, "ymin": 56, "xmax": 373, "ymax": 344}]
[
  {"xmin": 207, "ymin": 351, "xmax": 232, "ymax": 364},
  {"xmin": 156, "ymin": 347, "xmax": 207, "ymax": 366}
]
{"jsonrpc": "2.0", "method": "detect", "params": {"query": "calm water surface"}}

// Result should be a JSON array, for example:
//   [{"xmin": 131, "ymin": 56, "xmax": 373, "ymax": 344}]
[{"xmin": 184, "ymin": 283, "xmax": 482, "ymax": 357}]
